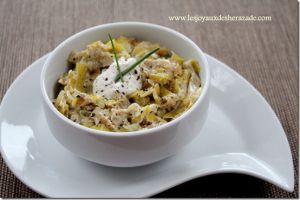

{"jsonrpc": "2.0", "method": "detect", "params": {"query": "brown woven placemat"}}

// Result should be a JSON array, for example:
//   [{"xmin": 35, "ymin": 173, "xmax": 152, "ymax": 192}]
[{"xmin": 0, "ymin": 0, "xmax": 298, "ymax": 198}]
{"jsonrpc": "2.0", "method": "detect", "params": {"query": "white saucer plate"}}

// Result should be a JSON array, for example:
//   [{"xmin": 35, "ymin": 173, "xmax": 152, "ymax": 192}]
[{"xmin": 0, "ymin": 54, "xmax": 294, "ymax": 198}]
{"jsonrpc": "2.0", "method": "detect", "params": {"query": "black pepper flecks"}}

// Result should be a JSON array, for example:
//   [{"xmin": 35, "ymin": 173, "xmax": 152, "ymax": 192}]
[
  {"xmin": 105, "ymin": 77, "xmax": 108, "ymax": 81},
  {"xmin": 134, "ymin": 69, "xmax": 138, "ymax": 74},
  {"xmin": 137, "ymin": 76, "xmax": 140, "ymax": 80}
]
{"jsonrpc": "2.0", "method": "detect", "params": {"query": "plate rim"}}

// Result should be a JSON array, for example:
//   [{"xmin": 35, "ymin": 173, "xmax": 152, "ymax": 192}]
[{"xmin": 0, "ymin": 53, "xmax": 294, "ymax": 197}]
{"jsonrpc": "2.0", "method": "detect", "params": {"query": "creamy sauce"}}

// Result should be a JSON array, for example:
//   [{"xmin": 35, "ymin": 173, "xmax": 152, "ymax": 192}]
[{"xmin": 93, "ymin": 57, "xmax": 142, "ymax": 98}]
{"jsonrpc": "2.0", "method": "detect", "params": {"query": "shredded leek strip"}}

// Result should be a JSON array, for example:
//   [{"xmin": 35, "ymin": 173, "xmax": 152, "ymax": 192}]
[{"xmin": 75, "ymin": 63, "xmax": 87, "ymax": 92}]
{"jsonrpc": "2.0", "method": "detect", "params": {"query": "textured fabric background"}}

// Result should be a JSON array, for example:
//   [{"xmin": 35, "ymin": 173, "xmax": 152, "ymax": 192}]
[{"xmin": 0, "ymin": 0, "xmax": 298, "ymax": 198}]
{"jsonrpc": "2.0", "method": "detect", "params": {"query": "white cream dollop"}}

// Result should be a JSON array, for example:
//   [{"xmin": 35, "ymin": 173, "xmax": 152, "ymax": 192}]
[{"xmin": 93, "ymin": 57, "xmax": 142, "ymax": 99}]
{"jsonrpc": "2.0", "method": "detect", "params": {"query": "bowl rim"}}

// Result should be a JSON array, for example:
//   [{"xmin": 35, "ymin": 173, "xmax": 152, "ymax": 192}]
[{"xmin": 40, "ymin": 21, "xmax": 210, "ymax": 138}]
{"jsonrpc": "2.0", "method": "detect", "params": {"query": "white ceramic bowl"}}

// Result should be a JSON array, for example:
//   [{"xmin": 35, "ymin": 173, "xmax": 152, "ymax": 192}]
[{"xmin": 40, "ymin": 22, "xmax": 211, "ymax": 167}]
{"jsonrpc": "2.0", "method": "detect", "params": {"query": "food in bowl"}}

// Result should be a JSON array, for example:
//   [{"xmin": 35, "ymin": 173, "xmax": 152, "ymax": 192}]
[
  {"xmin": 54, "ymin": 35, "xmax": 201, "ymax": 132},
  {"xmin": 41, "ymin": 22, "xmax": 210, "ymax": 167}
]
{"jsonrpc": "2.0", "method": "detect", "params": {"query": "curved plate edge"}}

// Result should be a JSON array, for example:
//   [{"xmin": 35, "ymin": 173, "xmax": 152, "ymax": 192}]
[
  {"xmin": 0, "ymin": 53, "xmax": 52, "ymax": 198},
  {"xmin": 0, "ymin": 53, "xmax": 295, "ymax": 197},
  {"xmin": 204, "ymin": 53, "xmax": 294, "ymax": 192}
]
